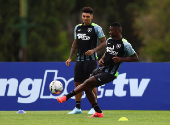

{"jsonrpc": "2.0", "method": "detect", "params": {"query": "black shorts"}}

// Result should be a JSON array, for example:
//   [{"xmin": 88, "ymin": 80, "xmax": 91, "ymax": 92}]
[
  {"xmin": 90, "ymin": 67, "xmax": 117, "ymax": 87},
  {"xmin": 74, "ymin": 60, "xmax": 97, "ymax": 83}
]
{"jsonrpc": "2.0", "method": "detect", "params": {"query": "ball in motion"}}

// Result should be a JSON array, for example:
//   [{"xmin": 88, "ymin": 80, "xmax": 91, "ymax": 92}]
[{"xmin": 49, "ymin": 80, "xmax": 63, "ymax": 94}]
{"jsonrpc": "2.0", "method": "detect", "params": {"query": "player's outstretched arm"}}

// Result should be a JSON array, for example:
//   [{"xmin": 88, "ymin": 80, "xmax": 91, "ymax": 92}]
[
  {"xmin": 85, "ymin": 37, "xmax": 106, "ymax": 56},
  {"xmin": 65, "ymin": 39, "xmax": 78, "ymax": 66},
  {"xmin": 113, "ymin": 53, "xmax": 139, "ymax": 63}
]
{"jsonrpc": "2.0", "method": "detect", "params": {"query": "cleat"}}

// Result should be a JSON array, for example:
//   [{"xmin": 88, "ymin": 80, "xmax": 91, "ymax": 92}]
[
  {"xmin": 68, "ymin": 107, "xmax": 82, "ymax": 114},
  {"xmin": 88, "ymin": 112, "xmax": 104, "ymax": 118},
  {"xmin": 57, "ymin": 96, "xmax": 66, "ymax": 103},
  {"xmin": 87, "ymin": 108, "xmax": 95, "ymax": 114}
]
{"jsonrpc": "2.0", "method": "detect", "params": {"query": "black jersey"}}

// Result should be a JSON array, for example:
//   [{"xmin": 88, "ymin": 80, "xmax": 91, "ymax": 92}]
[
  {"xmin": 74, "ymin": 23, "xmax": 105, "ymax": 61},
  {"xmin": 99, "ymin": 38, "xmax": 135, "ymax": 75}
]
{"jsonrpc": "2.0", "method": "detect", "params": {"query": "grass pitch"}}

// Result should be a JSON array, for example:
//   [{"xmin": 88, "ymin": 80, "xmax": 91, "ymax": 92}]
[{"xmin": 0, "ymin": 110, "xmax": 170, "ymax": 125}]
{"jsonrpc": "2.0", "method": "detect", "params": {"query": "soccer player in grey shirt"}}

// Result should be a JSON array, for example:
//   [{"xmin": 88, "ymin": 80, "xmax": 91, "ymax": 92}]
[{"xmin": 65, "ymin": 7, "xmax": 106, "ymax": 114}]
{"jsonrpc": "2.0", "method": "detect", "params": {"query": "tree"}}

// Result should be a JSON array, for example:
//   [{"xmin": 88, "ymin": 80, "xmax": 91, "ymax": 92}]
[
  {"xmin": 134, "ymin": 0, "xmax": 170, "ymax": 62},
  {"xmin": 27, "ymin": 0, "xmax": 76, "ymax": 61},
  {"xmin": 0, "ymin": 0, "xmax": 20, "ymax": 61},
  {"xmin": 0, "ymin": 0, "xmax": 144, "ymax": 62}
]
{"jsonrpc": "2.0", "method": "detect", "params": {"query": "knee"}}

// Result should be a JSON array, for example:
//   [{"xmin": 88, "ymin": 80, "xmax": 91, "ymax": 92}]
[
  {"xmin": 75, "ymin": 82, "xmax": 81, "ymax": 87},
  {"xmin": 83, "ymin": 79, "xmax": 96, "ymax": 90}
]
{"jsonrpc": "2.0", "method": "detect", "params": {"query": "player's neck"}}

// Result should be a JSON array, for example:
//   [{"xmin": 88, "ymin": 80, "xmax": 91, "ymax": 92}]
[
  {"xmin": 114, "ymin": 35, "xmax": 122, "ymax": 40},
  {"xmin": 83, "ymin": 22, "xmax": 91, "ymax": 26}
]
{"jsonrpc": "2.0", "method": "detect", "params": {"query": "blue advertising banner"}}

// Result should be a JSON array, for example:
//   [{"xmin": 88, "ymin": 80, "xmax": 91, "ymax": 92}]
[{"xmin": 0, "ymin": 62, "xmax": 170, "ymax": 111}]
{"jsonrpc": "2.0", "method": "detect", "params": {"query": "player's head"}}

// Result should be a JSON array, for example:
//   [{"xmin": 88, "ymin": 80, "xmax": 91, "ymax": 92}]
[
  {"xmin": 81, "ymin": 7, "xmax": 93, "ymax": 26},
  {"xmin": 109, "ymin": 22, "xmax": 122, "ymax": 38}
]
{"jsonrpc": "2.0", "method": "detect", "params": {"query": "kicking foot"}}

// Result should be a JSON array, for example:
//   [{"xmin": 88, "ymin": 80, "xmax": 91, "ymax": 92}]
[
  {"xmin": 68, "ymin": 107, "xmax": 82, "ymax": 114},
  {"xmin": 56, "ymin": 96, "xmax": 66, "ymax": 103}
]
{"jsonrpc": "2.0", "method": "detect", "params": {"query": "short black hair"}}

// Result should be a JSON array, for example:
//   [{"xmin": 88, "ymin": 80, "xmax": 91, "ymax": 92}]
[
  {"xmin": 110, "ymin": 22, "xmax": 122, "ymax": 33},
  {"xmin": 110, "ymin": 22, "xmax": 121, "ymax": 27},
  {"xmin": 82, "ymin": 7, "xmax": 93, "ymax": 14}
]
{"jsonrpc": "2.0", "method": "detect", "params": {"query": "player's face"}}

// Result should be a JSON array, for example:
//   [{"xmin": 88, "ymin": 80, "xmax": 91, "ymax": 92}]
[
  {"xmin": 109, "ymin": 26, "xmax": 118, "ymax": 38},
  {"xmin": 82, "ymin": 12, "xmax": 93, "ymax": 26}
]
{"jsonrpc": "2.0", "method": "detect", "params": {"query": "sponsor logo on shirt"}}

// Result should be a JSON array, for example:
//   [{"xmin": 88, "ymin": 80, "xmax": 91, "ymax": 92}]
[
  {"xmin": 106, "ymin": 45, "xmax": 118, "ymax": 56},
  {"xmin": 77, "ymin": 33, "xmax": 90, "ymax": 40}
]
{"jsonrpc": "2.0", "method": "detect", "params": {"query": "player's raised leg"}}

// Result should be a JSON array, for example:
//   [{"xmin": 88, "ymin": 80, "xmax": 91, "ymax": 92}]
[
  {"xmin": 56, "ymin": 77, "xmax": 95, "ymax": 103},
  {"xmin": 57, "ymin": 76, "xmax": 104, "ymax": 117}
]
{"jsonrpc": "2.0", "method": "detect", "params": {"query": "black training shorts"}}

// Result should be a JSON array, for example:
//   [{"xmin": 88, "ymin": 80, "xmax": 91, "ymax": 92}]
[
  {"xmin": 74, "ymin": 60, "xmax": 97, "ymax": 83},
  {"xmin": 90, "ymin": 67, "xmax": 117, "ymax": 87}
]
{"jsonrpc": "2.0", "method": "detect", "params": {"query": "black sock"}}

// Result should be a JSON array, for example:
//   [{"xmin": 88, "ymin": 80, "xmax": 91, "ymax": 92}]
[
  {"xmin": 92, "ymin": 103, "xmax": 102, "ymax": 113},
  {"xmin": 66, "ymin": 90, "xmax": 76, "ymax": 100},
  {"xmin": 76, "ymin": 101, "xmax": 81, "ymax": 109}
]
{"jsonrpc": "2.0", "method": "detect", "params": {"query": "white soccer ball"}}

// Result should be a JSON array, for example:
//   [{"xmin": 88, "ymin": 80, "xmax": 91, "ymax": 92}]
[{"xmin": 49, "ymin": 80, "xmax": 63, "ymax": 94}]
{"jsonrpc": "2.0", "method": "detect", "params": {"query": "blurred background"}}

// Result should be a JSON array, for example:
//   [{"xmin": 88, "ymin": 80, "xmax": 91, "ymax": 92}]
[{"xmin": 0, "ymin": 0, "xmax": 170, "ymax": 62}]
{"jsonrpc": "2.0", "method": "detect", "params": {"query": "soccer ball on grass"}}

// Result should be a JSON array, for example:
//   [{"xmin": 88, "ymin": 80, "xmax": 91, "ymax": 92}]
[{"xmin": 49, "ymin": 80, "xmax": 63, "ymax": 94}]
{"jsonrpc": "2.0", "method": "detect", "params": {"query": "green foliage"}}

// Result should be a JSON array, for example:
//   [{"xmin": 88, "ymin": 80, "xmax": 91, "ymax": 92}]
[
  {"xmin": 27, "ymin": 0, "xmax": 76, "ymax": 61},
  {"xmin": 134, "ymin": 0, "xmax": 170, "ymax": 61},
  {"xmin": 0, "ymin": 0, "xmax": 20, "ymax": 61},
  {"xmin": 0, "ymin": 0, "xmax": 148, "ymax": 62}
]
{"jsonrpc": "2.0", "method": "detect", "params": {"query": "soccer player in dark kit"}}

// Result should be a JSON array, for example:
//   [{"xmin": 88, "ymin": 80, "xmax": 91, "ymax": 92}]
[
  {"xmin": 65, "ymin": 7, "xmax": 106, "ymax": 114},
  {"xmin": 61, "ymin": 22, "xmax": 139, "ymax": 117}
]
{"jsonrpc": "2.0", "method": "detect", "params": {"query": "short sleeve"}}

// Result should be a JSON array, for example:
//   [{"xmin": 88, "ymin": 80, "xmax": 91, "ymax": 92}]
[
  {"xmin": 123, "ymin": 39, "xmax": 135, "ymax": 56},
  {"xmin": 106, "ymin": 37, "xmax": 112, "ymax": 44},
  {"xmin": 74, "ymin": 25, "xmax": 78, "ymax": 39},
  {"xmin": 94, "ymin": 25, "xmax": 105, "ymax": 38}
]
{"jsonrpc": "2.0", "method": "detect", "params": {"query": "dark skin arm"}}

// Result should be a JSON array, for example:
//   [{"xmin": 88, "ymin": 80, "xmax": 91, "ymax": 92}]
[
  {"xmin": 65, "ymin": 39, "xmax": 78, "ymax": 66},
  {"xmin": 98, "ymin": 52, "xmax": 139, "ymax": 66},
  {"xmin": 98, "ymin": 53, "xmax": 105, "ymax": 67},
  {"xmin": 113, "ymin": 53, "xmax": 139, "ymax": 63},
  {"xmin": 85, "ymin": 37, "xmax": 106, "ymax": 55}
]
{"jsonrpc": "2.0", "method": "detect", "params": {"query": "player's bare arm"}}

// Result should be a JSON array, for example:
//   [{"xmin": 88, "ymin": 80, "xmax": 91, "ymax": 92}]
[
  {"xmin": 98, "ymin": 53, "xmax": 105, "ymax": 67},
  {"xmin": 85, "ymin": 37, "xmax": 106, "ymax": 56},
  {"xmin": 65, "ymin": 39, "xmax": 78, "ymax": 66},
  {"xmin": 113, "ymin": 53, "xmax": 139, "ymax": 63}
]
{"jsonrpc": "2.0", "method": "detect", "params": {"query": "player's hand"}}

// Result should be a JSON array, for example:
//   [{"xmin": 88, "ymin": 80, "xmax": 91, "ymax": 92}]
[
  {"xmin": 98, "ymin": 59, "xmax": 104, "ymax": 67},
  {"xmin": 112, "ymin": 56, "xmax": 123, "ymax": 63},
  {"xmin": 85, "ymin": 50, "xmax": 95, "ymax": 56},
  {"xmin": 65, "ymin": 58, "xmax": 72, "ymax": 66}
]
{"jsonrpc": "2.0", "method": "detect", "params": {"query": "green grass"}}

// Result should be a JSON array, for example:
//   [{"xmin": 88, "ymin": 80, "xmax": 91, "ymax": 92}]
[{"xmin": 0, "ymin": 110, "xmax": 170, "ymax": 125}]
